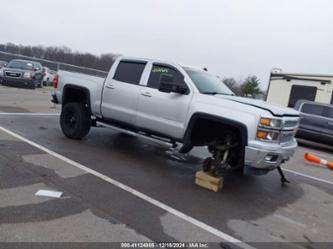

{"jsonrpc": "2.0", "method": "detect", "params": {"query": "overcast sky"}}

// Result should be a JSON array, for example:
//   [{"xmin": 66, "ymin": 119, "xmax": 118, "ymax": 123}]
[{"xmin": 1, "ymin": 0, "xmax": 332, "ymax": 88}]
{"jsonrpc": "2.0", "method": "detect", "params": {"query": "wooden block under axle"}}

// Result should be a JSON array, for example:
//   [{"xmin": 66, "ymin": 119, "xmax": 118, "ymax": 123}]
[{"xmin": 195, "ymin": 171, "xmax": 224, "ymax": 192}]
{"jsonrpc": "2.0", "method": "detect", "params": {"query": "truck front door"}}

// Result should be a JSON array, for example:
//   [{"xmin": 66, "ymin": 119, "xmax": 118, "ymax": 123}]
[
  {"xmin": 101, "ymin": 60, "xmax": 147, "ymax": 125},
  {"xmin": 136, "ymin": 63, "xmax": 192, "ymax": 140}
]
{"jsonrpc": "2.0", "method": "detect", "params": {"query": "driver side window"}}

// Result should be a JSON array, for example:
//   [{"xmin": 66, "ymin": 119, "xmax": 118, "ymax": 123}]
[{"xmin": 147, "ymin": 64, "xmax": 186, "ymax": 90}]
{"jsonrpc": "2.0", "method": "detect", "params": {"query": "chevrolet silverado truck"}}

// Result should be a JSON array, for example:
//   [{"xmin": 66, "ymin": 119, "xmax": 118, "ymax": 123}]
[{"xmin": 52, "ymin": 57, "xmax": 300, "ymax": 183}]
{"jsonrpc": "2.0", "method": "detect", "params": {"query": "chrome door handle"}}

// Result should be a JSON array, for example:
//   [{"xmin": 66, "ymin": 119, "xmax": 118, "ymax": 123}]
[
  {"xmin": 141, "ymin": 92, "xmax": 152, "ymax": 97},
  {"xmin": 106, "ymin": 85, "xmax": 115, "ymax": 89}
]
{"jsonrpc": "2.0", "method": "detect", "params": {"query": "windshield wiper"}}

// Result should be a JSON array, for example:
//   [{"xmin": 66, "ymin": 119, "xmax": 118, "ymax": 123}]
[
  {"xmin": 201, "ymin": 91, "xmax": 220, "ymax": 95},
  {"xmin": 221, "ymin": 93, "xmax": 235, "ymax": 96},
  {"xmin": 201, "ymin": 92, "xmax": 235, "ymax": 96}
]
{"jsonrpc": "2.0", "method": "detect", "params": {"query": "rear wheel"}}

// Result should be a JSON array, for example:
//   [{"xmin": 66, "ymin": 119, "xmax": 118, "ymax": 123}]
[{"xmin": 60, "ymin": 102, "xmax": 91, "ymax": 139}]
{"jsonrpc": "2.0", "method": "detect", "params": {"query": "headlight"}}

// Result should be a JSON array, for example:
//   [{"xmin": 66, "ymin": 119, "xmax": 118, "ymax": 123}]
[
  {"xmin": 256, "ymin": 129, "xmax": 280, "ymax": 141},
  {"xmin": 0, "ymin": 69, "xmax": 3, "ymax": 77},
  {"xmin": 23, "ymin": 72, "xmax": 32, "ymax": 78},
  {"xmin": 259, "ymin": 117, "xmax": 282, "ymax": 128}
]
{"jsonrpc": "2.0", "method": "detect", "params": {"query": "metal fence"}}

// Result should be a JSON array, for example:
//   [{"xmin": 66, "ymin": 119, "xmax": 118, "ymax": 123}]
[{"xmin": 0, "ymin": 51, "xmax": 109, "ymax": 78}]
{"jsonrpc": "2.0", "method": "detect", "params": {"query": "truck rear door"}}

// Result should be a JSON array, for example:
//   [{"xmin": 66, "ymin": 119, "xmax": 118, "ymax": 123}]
[{"xmin": 101, "ymin": 60, "xmax": 147, "ymax": 124}]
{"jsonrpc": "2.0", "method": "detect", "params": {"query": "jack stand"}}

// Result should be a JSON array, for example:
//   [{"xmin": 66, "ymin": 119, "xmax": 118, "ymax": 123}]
[
  {"xmin": 202, "ymin": 146, "xmax": 230, "ymax": 176},
  {"xmin": 277, "ymin": 166, "xmax": 289, "ymax": 185}
]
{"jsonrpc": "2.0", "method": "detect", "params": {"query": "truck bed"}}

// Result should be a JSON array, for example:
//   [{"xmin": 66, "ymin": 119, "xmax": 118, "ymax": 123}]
[{"xmin": 56, "ymin": 70, "xmax": 107, "ymax": 115}]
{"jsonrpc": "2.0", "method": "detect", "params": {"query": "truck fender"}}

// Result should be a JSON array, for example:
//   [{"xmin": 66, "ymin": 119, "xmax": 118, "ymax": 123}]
[
  {"xmin": 62, "ymin": 84, "xmax": 91, "ymax": 113},
  {"xmin": 182, "ymin": 112, "xmax": 248, "ymax": 150}
]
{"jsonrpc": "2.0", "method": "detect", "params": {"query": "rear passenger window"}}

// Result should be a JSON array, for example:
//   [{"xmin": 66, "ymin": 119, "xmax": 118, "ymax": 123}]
[
  {"xmin": 147, "ymin": 64, "xmax": 186, "ymax": 89},
  {"xmin": 113, "ymin": 61, "xmax": 146, "ymax": 85},
  {"xmin": 301, "ymin": 103, "xmax": 325, "ymax": 116}
]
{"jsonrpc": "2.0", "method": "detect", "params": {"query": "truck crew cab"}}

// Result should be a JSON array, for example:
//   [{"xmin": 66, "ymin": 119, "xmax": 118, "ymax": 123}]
[{"xmin": 52, "ymin": 57, "xmax": 300, "ymax": 183}]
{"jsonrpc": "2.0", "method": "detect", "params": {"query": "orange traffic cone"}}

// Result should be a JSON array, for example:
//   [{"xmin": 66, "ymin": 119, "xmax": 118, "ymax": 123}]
[{"xmin": 304, "ymin": 153, "xmax": 333, "ymax": 170}]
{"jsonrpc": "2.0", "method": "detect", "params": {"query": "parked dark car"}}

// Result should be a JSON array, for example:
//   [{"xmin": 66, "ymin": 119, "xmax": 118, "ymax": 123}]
[
  {"xmin": 0, "ymin": 59, "xmax": 44, "ymax": 89},
  {"xmin": 294, "ymin": 100, "xmax": 333, "ymax": 145}
]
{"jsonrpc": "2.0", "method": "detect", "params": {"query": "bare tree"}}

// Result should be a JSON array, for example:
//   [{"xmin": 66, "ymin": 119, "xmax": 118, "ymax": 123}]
[
  {"xmin": 0, "ymin": 42, "xmax": 118, "ymax": 71},
  {"xmin": 222, "ymin": 77, "xmax": 241, "ymax": 95}
]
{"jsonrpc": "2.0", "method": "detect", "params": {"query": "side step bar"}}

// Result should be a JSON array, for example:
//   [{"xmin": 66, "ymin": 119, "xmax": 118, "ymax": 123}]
[{"xmin": 96, "ymin": 121, "xmax": 177, "ymax": 147}]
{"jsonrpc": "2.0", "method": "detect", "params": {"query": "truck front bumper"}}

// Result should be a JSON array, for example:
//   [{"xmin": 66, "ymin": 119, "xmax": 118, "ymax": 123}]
[{"xmin": 244, "ymin": 139, "xmax": 297, "ymax": 172}]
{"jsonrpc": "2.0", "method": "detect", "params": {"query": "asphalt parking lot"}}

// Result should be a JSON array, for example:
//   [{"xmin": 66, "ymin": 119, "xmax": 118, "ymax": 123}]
[{"xmin": 1, "ymin": 85, "xmax": 333, "ymax": 249}]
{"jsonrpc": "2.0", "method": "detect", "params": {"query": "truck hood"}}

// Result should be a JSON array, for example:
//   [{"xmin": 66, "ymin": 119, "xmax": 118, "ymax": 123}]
[{"xmin": 215, "ymin": 95, "xmax": 299, "ymax": 117}]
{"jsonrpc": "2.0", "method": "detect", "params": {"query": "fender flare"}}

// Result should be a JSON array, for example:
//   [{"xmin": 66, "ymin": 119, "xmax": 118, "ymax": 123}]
[
  {"xmin": 62, "ymin": 84, "xmax": 91, "ymax": 113},
  {"xmin": 183, "ymin": 112, "xmax": 248, "ymax": 146}
]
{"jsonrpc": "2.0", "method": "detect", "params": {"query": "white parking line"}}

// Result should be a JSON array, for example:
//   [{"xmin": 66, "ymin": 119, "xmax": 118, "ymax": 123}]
[
  {"xmin": 0, "ymin": 113, "xmax": 59, "ymax": 116},
  {"xmin": 282, "ymin": 168, "xmax": 333, "ymax": 186},
  {"xmin": 297, "ymin": 146, "xmax": 333, "ymax": 160},
  {"xmin": 0, "ymin": 125, "xmax": 255, "ymax": 249}
]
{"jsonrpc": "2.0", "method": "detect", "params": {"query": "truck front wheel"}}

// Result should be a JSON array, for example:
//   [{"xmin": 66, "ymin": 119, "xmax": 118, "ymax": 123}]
[{"xmin": 60, "ymin": 102, "xmax": 91, "ymax": 139}]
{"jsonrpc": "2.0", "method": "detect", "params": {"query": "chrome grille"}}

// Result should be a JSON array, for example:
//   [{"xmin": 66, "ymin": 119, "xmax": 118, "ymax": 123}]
[
  {"xmin": 280, "ymin": 118, "xmax": 299, "ymax": 143},
  {"xmin": 5, "ymin": 71, "xmax": 22, "ymax": 78},
  {"xmin": 283, "ymin": 120, "xmax": 299, "ymax": 130},
  {"xmin": 280, "ymin": 131, "xmax": 294, "ymax": 144}
]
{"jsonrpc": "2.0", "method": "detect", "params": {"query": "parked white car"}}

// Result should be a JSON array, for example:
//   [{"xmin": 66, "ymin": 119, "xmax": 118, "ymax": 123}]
[{"xmin": 42, "ymin": 67, "xmax": 56, "ymax": 86}]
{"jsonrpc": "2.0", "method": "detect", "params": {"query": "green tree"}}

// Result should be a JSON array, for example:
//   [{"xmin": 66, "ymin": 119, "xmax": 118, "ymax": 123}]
[{"xmin": 240, "ymin": 76, "xmax": 261, "ymax": 98}]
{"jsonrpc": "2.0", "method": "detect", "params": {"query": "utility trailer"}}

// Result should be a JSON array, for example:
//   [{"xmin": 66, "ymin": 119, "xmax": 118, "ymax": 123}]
[{"xmin": 266, "ymin": 69, "xmax": 333, "ymax": 108}]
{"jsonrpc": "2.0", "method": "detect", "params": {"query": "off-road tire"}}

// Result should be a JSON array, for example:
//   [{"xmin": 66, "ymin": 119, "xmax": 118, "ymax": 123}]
[{"xmin": 60, "ymin": 102, "xmax": 91, "ymax": 139}]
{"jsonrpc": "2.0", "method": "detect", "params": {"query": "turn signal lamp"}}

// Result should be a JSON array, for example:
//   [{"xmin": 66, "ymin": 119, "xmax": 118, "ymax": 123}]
[
  {"xmin": 257, "ymin": 130, "xmax": 268, "ymax": 139},
  {"xmin": 260, "ymin": 118, "xmax": 271, "ymax": 126}
]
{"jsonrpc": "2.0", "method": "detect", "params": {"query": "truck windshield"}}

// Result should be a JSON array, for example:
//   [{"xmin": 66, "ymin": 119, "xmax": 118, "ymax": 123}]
[
  {"xmin": 7, "ymin": 60, "xmax": 34, "ymax": 70},
  {"xmin": 184, "ymin": 67, "xmax": 234, "ymax": 95}
]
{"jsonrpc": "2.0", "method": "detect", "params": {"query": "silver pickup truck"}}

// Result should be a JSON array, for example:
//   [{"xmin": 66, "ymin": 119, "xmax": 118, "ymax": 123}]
[{"xmin": 52, "ymin": 56, "xmax": 300, "ymax": 183}]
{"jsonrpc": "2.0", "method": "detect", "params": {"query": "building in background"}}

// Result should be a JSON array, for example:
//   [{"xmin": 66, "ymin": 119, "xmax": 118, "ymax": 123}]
[{"xmin": 266, "ymin": 69, "xmax": 333, "ymax": 108}]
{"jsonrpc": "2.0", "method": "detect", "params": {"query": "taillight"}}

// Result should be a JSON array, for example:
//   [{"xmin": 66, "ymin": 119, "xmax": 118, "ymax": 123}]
[{"xmin": 53, "ymin": 74, "xmax": 59, "ymax": 88}]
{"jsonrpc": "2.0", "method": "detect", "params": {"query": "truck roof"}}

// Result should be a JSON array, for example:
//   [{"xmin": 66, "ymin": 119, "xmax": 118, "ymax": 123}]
[{"xmin": 119, "ymin": 56, "xmax": 204, "ymax": 72}]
